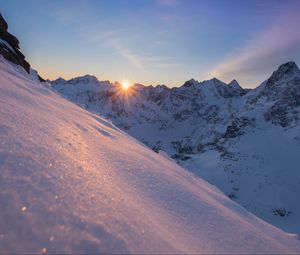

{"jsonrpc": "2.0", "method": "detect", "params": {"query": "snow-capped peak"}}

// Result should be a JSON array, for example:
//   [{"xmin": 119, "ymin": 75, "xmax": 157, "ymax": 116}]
[
  {"xmin": 266, "ymin": 61, "xmax": 300, "ymax": 87},
  {"xmin": 52, "ymin": 77, "xmax": 66, "ymax": 84},
  {"xmin": 228, "ymin": 79, "xmax": 241, "ymax": 89},
  {"xmin": 182, "ymin": 78, "xmax": 198, "ymax": 88},
  {"xmin": 181, "ymin": 77, "xmax": 230, "ymax": 91},
  {"xmin": 68, "ymin": 74, "xmax": 99, "ymax": 84}
]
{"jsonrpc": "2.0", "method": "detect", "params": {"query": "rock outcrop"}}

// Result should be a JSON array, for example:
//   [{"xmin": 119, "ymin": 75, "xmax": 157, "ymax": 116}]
[
  {"xmin": 0, "ymin": 14, "xmax": 45, "ymax": 82},
  {"xmin": 0, "ymin": 14, "xmax": 30, "ymax": 73}
]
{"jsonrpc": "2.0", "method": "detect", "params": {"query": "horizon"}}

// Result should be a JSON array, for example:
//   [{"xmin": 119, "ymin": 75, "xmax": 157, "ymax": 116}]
[
  {"xmin": 51, "ymin": 60, "xmax": 299, "ymax": 89},
  {"xmin": 1, "ymin": 0, "xmax": 300, "ymax": 88}
]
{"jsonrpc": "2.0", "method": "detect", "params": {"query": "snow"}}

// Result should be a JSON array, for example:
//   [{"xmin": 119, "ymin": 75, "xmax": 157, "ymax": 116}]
[
  {"xmin": 181, "ymin": 125, "xmax": 300, "ymax": 234},
  {"xmin": 1, "ymin": 57, "xmax": 300, "ymax": 254}
]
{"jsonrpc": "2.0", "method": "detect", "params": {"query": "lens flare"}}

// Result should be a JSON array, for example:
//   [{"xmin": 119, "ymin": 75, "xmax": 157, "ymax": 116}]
[{"xmin": 122, "ymin": 81, "xmax": 130, "ymax": 90}]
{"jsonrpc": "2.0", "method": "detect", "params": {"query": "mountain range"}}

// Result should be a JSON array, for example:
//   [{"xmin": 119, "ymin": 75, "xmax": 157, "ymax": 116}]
[{"xmin": 51, "ymin": 60, "xmax": 300, "ymax": 235}]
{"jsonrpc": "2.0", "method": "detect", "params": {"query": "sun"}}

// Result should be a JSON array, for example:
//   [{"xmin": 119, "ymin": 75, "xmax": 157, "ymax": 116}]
[{"xmin": 121, "ymin": 81, "xmax": 130, "ymax": 90}]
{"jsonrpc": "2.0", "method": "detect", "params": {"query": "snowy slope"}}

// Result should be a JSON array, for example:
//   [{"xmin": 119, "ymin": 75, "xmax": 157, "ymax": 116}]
[
  {"xmin": 52, "ymin": 62, "xmax": 300, "ymax": 236},
  {"xmin": 1, "ymin": 58, "xmax": 300, "ymax": 254},
  {"xmin": 181, "ymin": 125, "xmax": 300, "ymax": 235}
]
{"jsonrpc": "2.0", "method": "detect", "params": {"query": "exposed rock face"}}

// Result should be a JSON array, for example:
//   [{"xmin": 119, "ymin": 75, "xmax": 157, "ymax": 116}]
[
  {"xmin": 266, "ymin": 62, "xmax": 299, "ymax": 88},
  {"xmin": 0, "ymin": 14, "xmax": 45, "ymax": 81},
  {"xmin": 0, "ymin": 14, "xmax": 30, "ymax": 73},
  {"xmin": 243, "ymin": 61, "xmax": 300, "ymax": 127}
]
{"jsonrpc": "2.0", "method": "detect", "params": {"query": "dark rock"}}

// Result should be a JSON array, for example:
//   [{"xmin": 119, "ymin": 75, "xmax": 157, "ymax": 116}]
[
  {"xmin": 272, "ymin": 208, "xmax": 291, "ymax": 217},
  {"xmin": 171, "ymin": 154, "xmax": 191, "ymax": 161},
  {"xmin": 224, "ymin": 117, "xmax": 254, "ymax": 138},
  {"xmin": 266, "ymin": 62, "xmax": 299, "ymax": 89},
  {"xmin": 228, "ymin": 193, "xmax": 236, "ymax": 199},
  {"xmin": 264, "ymin": 78, "xmax": 300, "ymax": 127},
  {"xmin": 0, "ymin": 14, "xmax": 30, "ymax": 73},
  {"xmin": 228, "ymin": 79, "xmax": 247, "ymax": 96},
  {"xmin": 197, "ymin": 143, "xmax": 205, "ymax": 153},
  {"xmin": 182, "ymin": 79, "xmax": 197, "ymax": 88},
  {"xmin": 38, "ymin": 75, "xmax": 46, "ymax": 82},
  {"xmin": 0, "ymin": 14, "xmax": 8, "ymax": 31},
  {"xmin": 224, "ymin": 122, "xmax": 242, "ymax": 138}
]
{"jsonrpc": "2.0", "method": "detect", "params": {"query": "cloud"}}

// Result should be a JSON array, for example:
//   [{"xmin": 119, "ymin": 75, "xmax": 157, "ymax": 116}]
[
  {"xmin": 110, "ymin": 40, "xmax": 144, "ymax": 69},
  {"xmin": 86, "ymin": 28, "xmax": 144, "ymax": 69},
  {"xmin": 86, "ymin": 24, "xmax": 179, "ymax": 70},
  {"xmin": 209, "ymin": 2, "xmax": 300, "ymax": 87},
  {"xmin": 110, "ymin": 39, "xmax": 179, "ymax": 70}
]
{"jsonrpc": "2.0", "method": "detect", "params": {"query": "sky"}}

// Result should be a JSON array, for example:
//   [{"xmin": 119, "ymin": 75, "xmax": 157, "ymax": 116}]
[{"xmin": 1, "ymin": 0, "xmax": 300, "ymax": 88}]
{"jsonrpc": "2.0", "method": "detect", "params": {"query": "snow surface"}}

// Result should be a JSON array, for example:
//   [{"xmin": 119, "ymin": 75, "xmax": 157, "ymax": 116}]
[{"xmin": 1, "ymin": 57, "xmax": 300, "ymax": 254}]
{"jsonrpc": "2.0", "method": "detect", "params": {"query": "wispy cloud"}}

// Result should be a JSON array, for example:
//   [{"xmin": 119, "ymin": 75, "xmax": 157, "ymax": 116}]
[
  {"xmin": 109, "ymin": 39, "xmax": 179, "ymax": 70},
  {"xmin": 86, "ymin": 23, "xmax": 179, "ymax": 70},
  {"xmin": 110, "ymin": 39, "xmax": 144, "ymax": 69},
  {"xmin": 209, "ymin": 2, "xmax": 300, "ymax": 87}
]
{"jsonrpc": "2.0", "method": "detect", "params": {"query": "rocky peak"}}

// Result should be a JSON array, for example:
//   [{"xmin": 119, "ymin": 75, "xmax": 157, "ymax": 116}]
[
  {"xmin": 211, "ymin": 77, "xmax": 223, "ymax": 84},
  {"xmin": 266, "ymin": 62, "xmax": 300, "ymax": 88},
  {"xmin": 52, "ymin": 77, "xmax": 67, "ymax": 85},
  {"xmin": 82, "ymin": 74, "xmax": 98, "ymax": 80},
  {"xmin": 68, "ymin": 74, "xmax": 99, "ymax": 84},
  {"xmin": 276, "ymin": 61, "xmax": 299, "ymax": 75},
  {"xmin": 182, "ymin": 79, "xmax": 198, "ymax": 88},
  {"xmin": 0, "ymin": 14, "xmax": 30, "ymax": 73},
  {"xmin": 0, "ymin": 14, "xmax": 8, "ymax": 32},
  {"xmin": 227, "ymin": 79, "xmax": 247, "ymax": 96},
  {"xmin": 200, "ymin": 77, "xmax": 228, "ymax": 89},
  {"xmin": 153, "ymin": 84, "xmax": 169, "ymax": 94},
  {"xmin": 228, "ymin": 79, "xmax": 240, "ymax": 89}
]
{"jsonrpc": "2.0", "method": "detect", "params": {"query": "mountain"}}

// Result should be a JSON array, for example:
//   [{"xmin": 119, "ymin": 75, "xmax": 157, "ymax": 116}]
[
  {"xmin": 2, "ymin": 43, "xmax": 300, "ymax": 255},
  {"xmin": 52, "ymin": 61, "xmax": 300, "ymax": 236}
]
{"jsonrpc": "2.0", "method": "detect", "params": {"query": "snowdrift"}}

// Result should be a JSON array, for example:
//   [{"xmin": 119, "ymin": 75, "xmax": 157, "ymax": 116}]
[{"xmin": 0, "ymin": 58, "xmax": 300, "ymax": 254}]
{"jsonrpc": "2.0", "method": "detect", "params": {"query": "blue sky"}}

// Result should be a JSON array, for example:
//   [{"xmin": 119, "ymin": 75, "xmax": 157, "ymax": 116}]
[{"xmin": 1, "ymin": 0, "xmax": 300, "ymax": 87}]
